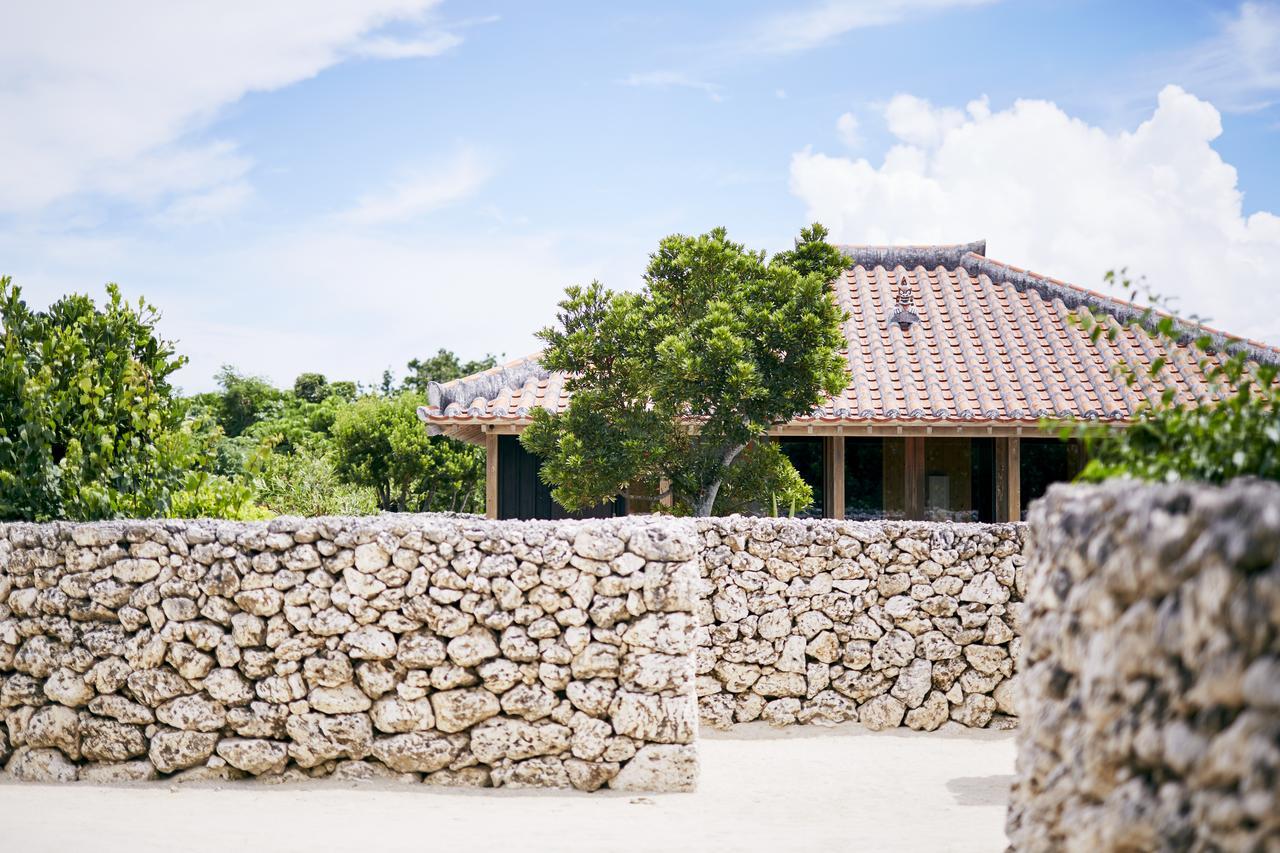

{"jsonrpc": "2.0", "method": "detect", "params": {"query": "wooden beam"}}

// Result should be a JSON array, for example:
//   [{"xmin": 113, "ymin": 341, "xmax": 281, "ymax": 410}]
[
  {"xmin": 658, "ymin": 478, "xmax": 673, "ymax": 510},
  {"xmin": 827, "ymin": 436, "xmax": 845, "ymax": 519},
  {"xmin": 485, "ymin": 432, "xmax": 499, "ymax": 519}
]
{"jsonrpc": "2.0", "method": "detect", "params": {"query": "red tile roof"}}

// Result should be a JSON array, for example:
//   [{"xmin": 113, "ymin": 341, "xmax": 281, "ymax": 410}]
[{"xmin": 419, "ymin": 243, "xmax": 1278, "ymax": 438}]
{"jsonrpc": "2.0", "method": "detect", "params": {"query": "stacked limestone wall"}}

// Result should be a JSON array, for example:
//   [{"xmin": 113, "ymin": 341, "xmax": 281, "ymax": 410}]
[
  {"xmin": 0, "ymin": 516, "xmax": 700, "ymax": 791},
  {"xmin": 1008, "ymin": 481, "xmax": 1280, "ymax": 851},
  {"xmin": 693, "ymin": 518, "xmax": 1026, "ymax": 730}
]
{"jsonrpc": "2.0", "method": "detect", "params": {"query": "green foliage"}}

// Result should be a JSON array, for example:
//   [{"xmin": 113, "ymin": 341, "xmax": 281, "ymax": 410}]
[
  {"xmin": 293, "ymin": 372, "xmax": 330, "ymax": 403},
  {"xmin": 771, "ymin": 222, "xmax": 850, "ymax": 281},
  {"xmin": 252, "ymin": 446, "xmax": 378, "ymax": 517},
  {"xmin": 522, "ymin": 225, "xmax": 848, "ymax": 516},
  {"xmin": 331, "ymin": 393, "xmax": 484, "ymax": 513},
  {"xmin": 0, "ymin": 277, "xmax": 196, "ymax": 520},
  {"xmin": 714, "ymin": 441, "xmax": 813, "ymax": 516},
  {"xmin": 402, "ymin": 349, "xmax": 499, "ymax": 394},
  {"xmin": 210, "ymin": 366, "xmax": 282, "ymax": 438},
  {"xmin": 1061, "ymin": 270, "xmax": 1280, "ymax": 483},
  {"xmin": 327, "ymin": 381, "xmax": 357, "ymax": 402}
]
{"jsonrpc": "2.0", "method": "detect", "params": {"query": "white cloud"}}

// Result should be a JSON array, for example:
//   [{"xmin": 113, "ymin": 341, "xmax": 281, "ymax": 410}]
[
  {"xmin": 744, "ymin": 0, "xmax": 997, "ymax": 54},
  {"xmin": 623, "ymin": 71, "xmax": 723, "ymax": 102},
  {"xmin": 161, "ymin": 229, "xmax": 619, "ymax": 391},
  {"xmin": 790, "ymin": 85, "xmax": 1280, "ymax": 345},
  {"xmin": 0, "ymin": 1, "xmax": 461, "ymax": 215},
  {"xmin": 836, "ymin": 112, "xmax": 861, "ymax": 148},
  {"xmin": 155, "ymin": 181, "xmax": 255, "ymax": 227},
  {"xmin": 1172, "ymin": 1, "xmax": 1280, "ymax": 112},
  {"xmin": 340, "ymin": 148, "xmax": 494, "ymax": 225}
]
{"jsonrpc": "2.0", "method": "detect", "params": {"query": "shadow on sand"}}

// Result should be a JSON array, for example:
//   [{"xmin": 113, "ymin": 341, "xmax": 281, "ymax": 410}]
[{"xmin": 946, "ymin": 774, "xmax": 1014, "ymax": 806}]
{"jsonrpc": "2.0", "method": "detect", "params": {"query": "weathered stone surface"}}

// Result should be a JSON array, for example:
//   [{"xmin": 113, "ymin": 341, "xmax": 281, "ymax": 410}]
[
  {"xmin": 78, "ymin": 760, "xmax": 159, "ymax": 783},
  {"xmin": 859, "ymin": 694, "xmax": 906, "ymax": 731},
  {"xmin": 81, "ymin": 718, "xmax": 146, "ymax": 762},
  {"xmin": 1008, "ymin": 481, "xmax": 1280, "ymax": 852},
  {"xmin": 609, "ymin": 744, "xmax": 697, "ymax": 791},
  {"xmin": 370, "ymin": 696, "xmax": 435, "ymax": 733},
  {"xmin": 491, "ymin": 756, "xmax": 571, "ymax": 788},
  {"xmin": 308, "ymin": 684, "xmax": 373, "ymax": 714},
  {"xmin": 5, "ymin": 746, "xmax": 79, "ymax": 782},
  {"xmin": 695, "ymin": 518, "xmax": 1024, "ymax": 732},
  {"xmin": 156, "ymin": 695, "xmax": 227, "ymax": 732},
  {"xmin": 1, "ymin": 515, "xmax": 705, "ymax": 791},
  {"xmin": 148, "ymin": 729, "xmax": 219, "ymax": 773},
  {"xmin": 431, "ymin": 688, "xmax": 501, "ymax": 733},
  {"xmin": 26, "ymin": 705, "xmax": 82, "ymax": 759},
  {"xmin": 215, "ymin": 738, "xmax": 288, "ymax": 775},
  {"xmin": 370, "ymin": 732, "xmax": 460, "ymax": 773}
]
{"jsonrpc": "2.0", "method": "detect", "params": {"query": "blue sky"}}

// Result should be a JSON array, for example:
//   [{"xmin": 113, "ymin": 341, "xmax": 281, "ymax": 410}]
[{"xmin": 2, "ymin": 0, "xmax": 1278, "ymax": 392}]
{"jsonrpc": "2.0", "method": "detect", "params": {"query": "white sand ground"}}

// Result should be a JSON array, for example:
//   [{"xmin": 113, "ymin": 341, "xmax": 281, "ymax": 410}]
[{"xmin": 0, "ymin": 722, "xmax": 1015, "ymax": 853}]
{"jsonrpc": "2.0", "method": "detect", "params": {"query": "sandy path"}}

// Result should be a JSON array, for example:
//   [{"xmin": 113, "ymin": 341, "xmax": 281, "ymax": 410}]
[{"xmin": 0, "ymin": 722, "xmax": 1014, "ymax": 853}]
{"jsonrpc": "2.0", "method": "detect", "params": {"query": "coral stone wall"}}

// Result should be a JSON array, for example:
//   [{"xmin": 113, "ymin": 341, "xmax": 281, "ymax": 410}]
[
  {"xmin": 0, "ymin": 516, "xmax": 700, "ymax": 791},
  {"xmin": 1008, "ymin": 481, "xmax": 1280, "ymax": 851},
  {"xmin": 693, "ymin": 518, "xmax": 1026, "ymax": 731}
]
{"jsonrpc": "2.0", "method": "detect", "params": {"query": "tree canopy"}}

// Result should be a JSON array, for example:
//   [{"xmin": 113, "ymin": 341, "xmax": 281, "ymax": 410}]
[
  {"xmin": 0, "ymin": 278, "xmax": 260, "ymax": 519},
  {"xmin": 521, "ymin": 224, "xmax": 849, "ymax": 516},
  {"xmin": 331, "ymin": 393, "xmax": 483, "ymax": 513}
]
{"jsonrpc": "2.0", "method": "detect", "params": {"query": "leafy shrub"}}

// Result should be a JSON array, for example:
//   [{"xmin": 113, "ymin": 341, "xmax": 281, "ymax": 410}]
[
  {"xmin": 0, "ymin": 278, "xmax": 194, "ymax": 520},
  {"xmin": 332, "ymin": 393, "xmax": 485, "ymax": 513}
]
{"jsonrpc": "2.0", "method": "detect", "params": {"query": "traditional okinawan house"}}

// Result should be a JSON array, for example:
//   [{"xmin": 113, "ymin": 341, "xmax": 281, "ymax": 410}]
[{"xmin": 418, "ymin": 240, "xmax": 1278, "ymax": 521}]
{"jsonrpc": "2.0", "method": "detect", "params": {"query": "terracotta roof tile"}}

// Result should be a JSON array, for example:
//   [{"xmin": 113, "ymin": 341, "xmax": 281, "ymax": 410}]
[{"xmin": 419, "ymin": 248, "xmax": 1280, "ymax": 432}]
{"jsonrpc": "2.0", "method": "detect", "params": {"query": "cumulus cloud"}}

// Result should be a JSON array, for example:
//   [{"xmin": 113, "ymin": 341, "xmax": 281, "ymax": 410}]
[
  {"xmin": 340, "ymin": 148, "xmax": 494, "ymax": 225},
  {"xmin": 790, "ymin": 85, "xmax": 1280, "ymax": 345},
  {"xmin": 0, "ymin": 1, "xmax": 461, "ymax": 215},
  {"xmin": 836, "ymin": 112, "xmax": 861, "ymax": 148}
]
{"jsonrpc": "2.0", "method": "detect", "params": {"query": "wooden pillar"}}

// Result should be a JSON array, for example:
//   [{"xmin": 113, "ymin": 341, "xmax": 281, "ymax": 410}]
[
  {"xmin": 825, "ymin": 436, "xmax": 845, "ymax": 519},
  {"xmin": 658, "ymin": 478, "xmax": 673, "ymax": 511},
  {"xmin": 995, "ymin": 438, "xmax": 1009, "ymax": 521},
  {"xmin": 905, "ymin": 437, "xmax": 924, "ymax": 520},
  {"xmin": 1008, "ymin": 438, "xmax": 1018, "ymax": 517},
  {"xmin": 1066, "ymin": 437, "xmax": 1086, "ymax": 479},
  {"xmin": 996, "ymin": 437, "xmax": 1021, "ymax": 522},
  {"xmin": 485, "ymin": 432, "xmax": 499, "ymax": 520}
]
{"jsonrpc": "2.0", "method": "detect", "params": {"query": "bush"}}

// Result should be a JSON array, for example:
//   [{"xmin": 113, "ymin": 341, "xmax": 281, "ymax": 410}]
[
  {"xmin": 0, "ymin": 278, "xmax": 196, "ymax": 520},
  {"xmin": 331, "ymin": 393, "xmax": 485, "ymax": 513}
]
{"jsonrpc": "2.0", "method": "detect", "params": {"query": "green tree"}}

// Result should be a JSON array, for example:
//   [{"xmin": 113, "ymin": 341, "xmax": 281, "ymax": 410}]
[
  {"xmin": 293, "ymin": 372, "xmax": 330, "ymax": 403},
  {"xmin": 0, "ymin": 278, "xmax": 192, "ymax": 519},
  {"xmin": 331, "ymin": 393, "xmax": 485, "ymax": 513},
  {"xmin": 1064, "ymin": 271, "xmax": 1280, "ymax": 483},
  {"xmin": 402, "ymin": 349, "xmax": 499, "ymax": 394},
  {"xmin": 327, "ymin": 380, "xmax": 358, "ymax": 402},
  {"xmin": 210, "ymin": 366, "xmax": 281, "ymax": 438},
  {"xmin": 521, "ymin": 225, "xmax": 849, "ymax": 516}
]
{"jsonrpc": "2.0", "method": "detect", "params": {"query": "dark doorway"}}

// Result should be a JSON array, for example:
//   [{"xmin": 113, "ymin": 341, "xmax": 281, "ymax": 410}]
[
  {"xmin": 1019, "ymin": 438, "xmax": 1075, "ymax": 519},
  {"xmin": 497, "ymin": 436, "xmax": 624, "ymax": 520},
  {"xmin": 776, "ymin": 437, "xmax": 825, "ymax": 518}
]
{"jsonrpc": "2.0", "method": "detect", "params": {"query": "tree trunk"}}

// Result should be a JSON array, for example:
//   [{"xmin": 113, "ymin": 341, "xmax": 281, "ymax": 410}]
[{"xmin": 691, "ymin": 443, "xmax": 747, "ymax": 516}]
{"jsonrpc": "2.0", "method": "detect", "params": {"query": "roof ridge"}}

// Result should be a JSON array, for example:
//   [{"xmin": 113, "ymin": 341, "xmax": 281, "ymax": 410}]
[
  {"xmin": 962, "ymin": 253, "xmax": 1280, "ymax": 364},
  {"xmin": 424, "ymin": 352, "xmax": 549, "ymax": 417},
  {"xmin": 838, "ymin": 240, "xmax": 985, "ymax": 271}
]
